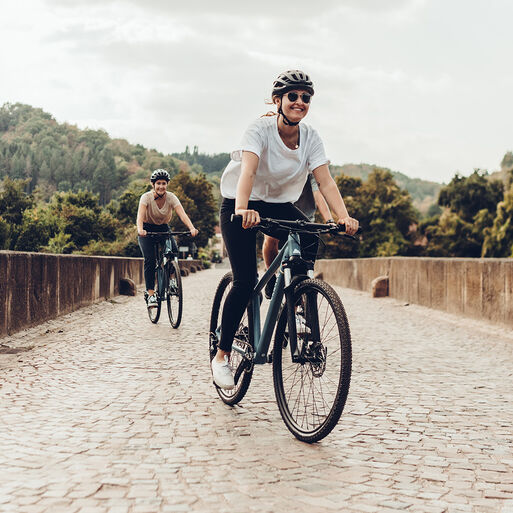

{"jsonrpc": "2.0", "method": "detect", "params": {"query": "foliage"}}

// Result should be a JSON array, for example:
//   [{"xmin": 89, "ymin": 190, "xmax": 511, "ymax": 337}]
[
  {"xmin": 44, "ymin": 190, "xmax": 121, "ymax": 249},
  {"xmin": 0, "ymin": 216, "xmax": 9, "ymax": 249},
  {"xmin": 321, "ymin": 168, "xmax": 418, "ymax": 258},
  {"xmin": 0, "ymin": 177, "xmax": 34, "ymax": 226},
  {"xmin": 172, "ymin": 146, "xmax": 230, "ymax": 176},
  {"xmin": 330, "ymin": 163, "xmax": 442, "ymax": 218},
  {"xmin": 419, "ymin": 169, "xmax": 504, "ymax": 258},
  {"xmin": 437, "ymin": 170, "xmax": 503, "ymax": 223},
  {"xmin": 419, "ymin": 210, "xmax": 486, "ymax": 257},
  {"xmin": 0, "ymin": 102, "xmax": 179, "ymax": 205},
  {"xmin": 13, "ymin": 207, "xmax": 54, "ymax": 252},
  {"xmin": 168, "ymin": 170, "xmax": 217, "ymax": 248},
  {"xmin": 482, "ymin": 184, "xmax": 513, "ymax": 257},
  {"xmin": 417, "ymin": 170, "xmax": 505, "ymax": 257},
  {"xmin": 43, "ymin": 232, "xmax": 75, "ymax": 254},
  {"xmin": 112, "ymin": 180, "xmax": 151, "ymax": 225}
]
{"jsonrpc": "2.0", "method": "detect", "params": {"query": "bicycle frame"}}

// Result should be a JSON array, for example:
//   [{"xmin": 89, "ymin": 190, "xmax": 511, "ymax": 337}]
[
  {"xmin": 146, "ymin": 232, "xmax": 188, "ymax": 297},
  {"xmin": 231, "ymin": 230, "xmax": 315, "ymax": 365}
]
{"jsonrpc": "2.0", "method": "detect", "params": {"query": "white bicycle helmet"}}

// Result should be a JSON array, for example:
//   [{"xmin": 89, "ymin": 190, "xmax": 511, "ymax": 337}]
[{"xmin": 150, "ymin": 169, "xmax": 170, "ymax": 183}]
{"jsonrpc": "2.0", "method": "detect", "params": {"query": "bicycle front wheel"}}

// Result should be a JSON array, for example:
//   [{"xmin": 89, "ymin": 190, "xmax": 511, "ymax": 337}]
[
  {"xmin": 147, "ymin": 268, "xmax": 163, "ymax": 324},
  {"xmin": 167, "ymin": 260, "xmax": 183, "ymax": 328},
  {"xmin": 272, "ymin": 278, "xmax": 351, "ymax": 443},
  {"xmin": 209, "ymin": 272, "xmax": 253, "ymax": 406}
]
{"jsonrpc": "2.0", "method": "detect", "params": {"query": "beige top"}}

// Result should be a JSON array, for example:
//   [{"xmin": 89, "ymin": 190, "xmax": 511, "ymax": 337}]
[{"xmin": 139, "ymin": 191, "xmax": 180, "ymax": 225}]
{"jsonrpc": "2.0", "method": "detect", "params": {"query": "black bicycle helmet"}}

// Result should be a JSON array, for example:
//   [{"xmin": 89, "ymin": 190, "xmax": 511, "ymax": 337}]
[
  {"xmin": 272, "ymin": 70, "xmax": 314, "ymax": 97},
  {"xmin": 150, "ymin": 169, "xmax": 170, "ymax": 183}
]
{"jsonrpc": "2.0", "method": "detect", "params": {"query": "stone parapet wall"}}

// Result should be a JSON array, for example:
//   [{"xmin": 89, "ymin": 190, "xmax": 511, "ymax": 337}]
[
  {"xmin": 0, "ymin": 251, "xmax": 144, "ymax": 337},
  {"xmin": 315, "ymin": 257, "xmax": 513, "ymax": 328},
  {"xmin": 0, "ymin": 251, "xmax": 205, "ymax": 337}
]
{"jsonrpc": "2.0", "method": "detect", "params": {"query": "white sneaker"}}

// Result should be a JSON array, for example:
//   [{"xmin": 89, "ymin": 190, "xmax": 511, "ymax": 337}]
[
  {"xmin": 211, "ymin": 355, "xmax": 235, "ymax": 390},
  {"xmin": 147, "ymin": 294, "xmax": 158, "ymax": 308}
]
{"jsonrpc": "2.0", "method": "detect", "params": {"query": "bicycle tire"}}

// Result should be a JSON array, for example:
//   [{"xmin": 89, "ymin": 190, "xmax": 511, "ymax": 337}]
[
  {"xmin": 209, "ymin": 272, "xmax": 254, "ymax": 406},
  {"xmin": 147, "ymin": 268, "xmax": 163, "ymax": 324},
  {"xmin": 167, "ymin": 260, "xmax": 183, "ymax": 328},
  {"xmin": 272, "ymin": 278, "xmax": 351, "ymax": 443}
]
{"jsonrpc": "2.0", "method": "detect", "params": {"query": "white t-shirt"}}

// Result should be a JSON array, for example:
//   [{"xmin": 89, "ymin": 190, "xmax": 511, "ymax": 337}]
[{"xmin": 220, "ymin": 116, "xmax": 329, "ymax": 203}]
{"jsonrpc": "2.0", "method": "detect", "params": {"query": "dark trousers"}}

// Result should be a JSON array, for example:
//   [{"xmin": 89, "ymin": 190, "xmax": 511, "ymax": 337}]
[
  {"xmin": 138, "ymin": 223, "xmax": 175, "ymax": 291},
  {"xmin": 219, "ymin": 198, "xmax": 318, "ymax": 352}
]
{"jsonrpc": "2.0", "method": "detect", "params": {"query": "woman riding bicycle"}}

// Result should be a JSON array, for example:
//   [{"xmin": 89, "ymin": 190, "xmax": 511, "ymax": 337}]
[
  {"xmin": 137, "ymin": 169, "xmax": 198, "ymax": 307},
  {"xmin": 262, "ymin": 171, "xmax": 333, "ymax": 299},
  {"xmin": 212, "ymin": 69, "xmax": 359, "ymax": 389}
]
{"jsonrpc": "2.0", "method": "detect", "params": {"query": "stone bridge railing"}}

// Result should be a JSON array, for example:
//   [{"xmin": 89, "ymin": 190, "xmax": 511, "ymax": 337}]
[
  {"xmin": 315, "ymin": 257, "xmax": 513, "ymax": 328},
  {"xmin": 0, "ymin": 251, "xmax": 205, "ymax": 337},
  {"xmin": 3, "ymin": 252, "xmax": 512, "ymax": 337}
]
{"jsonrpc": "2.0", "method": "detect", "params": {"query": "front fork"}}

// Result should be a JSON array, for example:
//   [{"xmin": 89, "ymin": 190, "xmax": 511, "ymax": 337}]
[
  {"xmin": 283, "ymin": 266, "xmax": 314, "ymax": 357},
  {"xmin": 284, "ymin": 266, "xmax": 319, "ymax": 362}
]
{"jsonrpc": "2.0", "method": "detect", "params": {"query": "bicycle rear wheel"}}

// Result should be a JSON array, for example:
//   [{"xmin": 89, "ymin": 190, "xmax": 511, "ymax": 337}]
[
  {"xmin": 147, "ymin": 268, "xmax": 163, "ymax": 324},
  {"xmin": 167, "ymin": 260, "xmax": 183, "ymax": 328},
  {"xmin": 209, "ymin": 272, "xmax": 253, "ymax": 406},
  {"xmin": 272, "ymin": 278, "xmax": 351, "ymax": 443}
]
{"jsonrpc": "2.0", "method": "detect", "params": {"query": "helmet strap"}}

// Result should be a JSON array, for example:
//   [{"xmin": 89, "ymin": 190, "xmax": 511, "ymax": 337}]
[
  {"xmin": 153, "ymin": 185, "xmax": 166, "ymax": 199},
  {"xmin": 278, "ymin": 106, "xmax": 300, "ymax": 126}
]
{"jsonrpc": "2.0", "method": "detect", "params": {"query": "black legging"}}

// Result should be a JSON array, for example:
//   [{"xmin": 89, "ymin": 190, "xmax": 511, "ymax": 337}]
[
  {"xmin": 219, "ymin": 198, "xmax": 318, "ymax": 352},
  {"xmin": 138, "ymin": 223, "xmax": 176, "ymax": 290}
]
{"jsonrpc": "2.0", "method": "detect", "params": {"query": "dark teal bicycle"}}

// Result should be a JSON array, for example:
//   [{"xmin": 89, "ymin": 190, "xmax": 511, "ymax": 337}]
[
  {"xmin": 209, "ymin": 216, "xmax": 359, "ymax": 443},
  {"xmin": 145, "ymin": 231, "xmax": 190, "ymax": 328}
]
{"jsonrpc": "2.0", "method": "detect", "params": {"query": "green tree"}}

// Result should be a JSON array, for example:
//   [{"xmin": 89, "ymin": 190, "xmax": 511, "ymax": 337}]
[
  {"xmin": 323, "ymin": 169, "xmax": 418, "ymax": 258},
  {"xmin": 43, "ymin": 232, "xmax": 75, "ymax": 254},
  {"xmin": 482, "ymin": 184, "xmax": 513, "ymax": 257},
  {"xmin": 114, "ymin": 181, "xmax": 150, "ymax": 225},
  {"xmin": 438, "ymin": 170, "xmax": 503, "ymax": 223},
  {"xmin": 0, "ymin": 177, "xmax": 34, "ymax": 226},
  {"xmin": 14, "ymin": 208, "xmax": 53, "ymax": 252},
  {"xmin": 421, "ymin": 211, "xmax": 481, "ymax": 257},
  {"xmin": 422, "ymin": 170, "xmax": 504, "ymax": 257},
  {"xmin": 47, "ymin": 190, "xmax": 118, "ymax": 250},
  {"xmin": 168, "ymin": 170, "xmax": 217, "ymax": 248},
  {"xmin": 0, "ymin": 216, "xmax": 10, "ymax": 249}
]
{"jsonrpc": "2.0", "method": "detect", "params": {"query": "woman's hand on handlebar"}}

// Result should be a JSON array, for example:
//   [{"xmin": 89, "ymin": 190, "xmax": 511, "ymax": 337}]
[
  {"xmin": 190, "ymin": 227, "xmax": 199, "ymax": 237},
  {"xmin": 339, "ymin": 216, "xmax": 359, "ymax": 236},
  {"xmin": 235, "ymin": 208, "xmax": 260, "ymax": 229},
  {"xmin": 138, "ymin": 228, "xmax": 147, "ymax": 237}
]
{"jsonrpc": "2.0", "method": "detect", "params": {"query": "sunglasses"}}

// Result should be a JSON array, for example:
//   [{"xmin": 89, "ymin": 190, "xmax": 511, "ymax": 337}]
[{"xmin": 286, "ymin": 91, "xmax": 311, "ymax": 104}]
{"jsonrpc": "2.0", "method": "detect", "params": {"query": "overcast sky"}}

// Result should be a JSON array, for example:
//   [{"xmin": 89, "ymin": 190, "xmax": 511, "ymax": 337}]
[{"xmin": 1, "ymin": 0, "xmax": 512, "ymax": 183}]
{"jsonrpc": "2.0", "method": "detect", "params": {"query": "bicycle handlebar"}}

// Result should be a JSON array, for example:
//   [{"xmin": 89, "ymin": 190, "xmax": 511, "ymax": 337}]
[
  {"xmin": 144, "ymin": 231, "xmax": 193, "ymax": 237},
  {"xmin": 230, "ymin": 214, "xmax": 361, "ymax": 238}
]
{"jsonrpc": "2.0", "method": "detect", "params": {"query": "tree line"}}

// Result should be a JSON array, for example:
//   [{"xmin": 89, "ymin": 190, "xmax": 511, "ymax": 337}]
[
  {"xmin": 1, "ymin": 102, "xmax": 512, "ymax": 259},
  {"xmin": 0, "ymin": 171, "xmax": 217, "ymax": 257},
  {"xmin": 319, "ymin": 162, "xmax": 513, "ymax": 259}
]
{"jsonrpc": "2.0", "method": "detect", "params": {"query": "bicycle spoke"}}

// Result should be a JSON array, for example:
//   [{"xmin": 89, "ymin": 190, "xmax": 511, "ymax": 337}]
[{"xmin": 273, "ymin": 279, "xmax": 351, "ymax": 442}]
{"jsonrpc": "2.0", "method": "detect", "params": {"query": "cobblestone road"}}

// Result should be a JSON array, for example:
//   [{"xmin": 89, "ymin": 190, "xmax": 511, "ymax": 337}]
[{"xmin": 1, "ymin": 267, "xmax": 513, "ymax": 513}]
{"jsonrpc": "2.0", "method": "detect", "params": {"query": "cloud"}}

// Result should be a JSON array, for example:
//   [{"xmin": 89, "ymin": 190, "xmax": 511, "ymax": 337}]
[
  {"xmin": 3, "ymin": 0, "xmax": 512, "ymax": 182},
  {"xmin": 43, "ymin": 0, "xmax": 427, "ymax": 21}
]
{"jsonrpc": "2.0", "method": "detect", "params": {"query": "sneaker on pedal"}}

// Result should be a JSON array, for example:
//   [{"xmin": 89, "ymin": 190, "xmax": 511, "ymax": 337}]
[
  {"xmin": 264, "ymin": 274, "xmax": 276, "ymax": 300},
  {"xmin": 147, "ymin": 294, "xmax": 158, "ymax": 308},
  {"xmin": 211, "ymin": 355, "xmax": 235, "ymax": 390}
]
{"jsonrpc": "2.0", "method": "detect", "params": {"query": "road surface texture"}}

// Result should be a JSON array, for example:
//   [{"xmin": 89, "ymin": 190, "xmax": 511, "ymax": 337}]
[{"xmin": 1, "ymin": 267, "xmax": 512, "ymax": 513}]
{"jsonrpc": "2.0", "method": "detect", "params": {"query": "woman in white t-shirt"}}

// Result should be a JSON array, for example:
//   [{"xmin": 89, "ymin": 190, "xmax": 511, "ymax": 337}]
[
  {"xmin": 212, "ymin": 70, "xmax": 359, "ymax": 390},
  {"xmin": 136, "ymin": 169, "xmax": 198, "ymax": 308}
]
